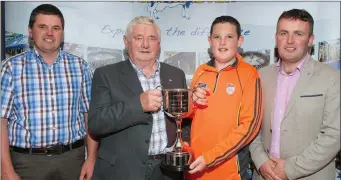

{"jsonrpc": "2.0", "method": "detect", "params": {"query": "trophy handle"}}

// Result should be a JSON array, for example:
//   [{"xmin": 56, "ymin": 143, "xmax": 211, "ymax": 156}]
[
  {"xmin": 156, "ymin": 85, "xmax": 163, "ymax": 90},
  {"xmin": 188, "ymin": 151, "xmax": 193, "ymax": 165}
]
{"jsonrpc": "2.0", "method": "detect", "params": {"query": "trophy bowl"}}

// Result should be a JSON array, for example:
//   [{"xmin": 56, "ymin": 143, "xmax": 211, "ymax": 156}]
[
  {"xmin": 160, "ymin": 88, "xmax": 192, "ymax": 171},
  {"xmin": 162, "ymin": 88, "xmax": 190, "ymax": 118}
]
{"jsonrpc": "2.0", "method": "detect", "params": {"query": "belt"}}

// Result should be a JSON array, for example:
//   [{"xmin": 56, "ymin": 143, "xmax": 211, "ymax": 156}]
[
  {"xmin": 10, "ymin": 139, "xmax": 84, "ymax": 155},
  {"xmin": 148, "ymin": 154, "xmax": 165, "ymax": 160}
]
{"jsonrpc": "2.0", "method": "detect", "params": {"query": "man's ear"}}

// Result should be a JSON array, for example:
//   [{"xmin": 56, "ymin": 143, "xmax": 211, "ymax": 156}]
[
  {"xmin": 237, "ymin": 35, "xmax": 244, "ymax": 48},
  {"xmin": 28, "ymin": 26, "xmax": 33, "ymax": 39},
  {"xmin": 123, "ymin": 35, "xmax": 129, "ymax": 48},
  {"xmin": 308, "ymin": 34, "xmax": 315, "ymax": 47},
  {"xmin": 208, "ymin": 36, "xmax": 212, "ymax": 47}
]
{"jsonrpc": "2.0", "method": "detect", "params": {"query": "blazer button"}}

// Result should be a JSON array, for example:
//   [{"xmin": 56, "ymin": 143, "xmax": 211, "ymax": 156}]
[
  {"xmin": 142, "ymin": 161, "xmax": 146, "ymax": 165},
  {"xmin": 145, "ymin": 140, "xmax": 150, "ymax": 143}
]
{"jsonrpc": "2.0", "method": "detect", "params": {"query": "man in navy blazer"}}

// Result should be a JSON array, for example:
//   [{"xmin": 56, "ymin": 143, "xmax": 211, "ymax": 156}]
[{"xmin": 88, "ymin": 16, "xmax": 188, "ymax": 180}]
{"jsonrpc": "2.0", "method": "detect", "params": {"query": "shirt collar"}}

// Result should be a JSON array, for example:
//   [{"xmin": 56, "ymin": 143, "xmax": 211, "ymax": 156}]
[
  {"xmin": 276, "ymin": 53, "xmax": 309, "ymax": 75},
  {"xmin": 206, "ymin": 53, "xmax": 240, "ymax": 69},
  {"xmin": 129, "ymin": 58, "xmax": 160, "ymax": 78},
  {"xmin": 33, "ymin": 47, "xmax": 62, "ymax": 65}
]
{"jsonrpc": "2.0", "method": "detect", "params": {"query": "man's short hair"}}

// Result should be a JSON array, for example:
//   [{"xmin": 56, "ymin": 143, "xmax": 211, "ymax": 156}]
[
  {"xmin": 125, "ymin": 16, "xmax": 161, "ymax": 41},
  {"xmin": 277, "ymin": 9, "xmax": 314, "ymax": 35},
  {"xmin": 210, "ymin": 16, "xmax": 241, "ymax": 38},
  {"xmin": 29, "ymin": 4, "xmax": 65, "ymax": 29}
]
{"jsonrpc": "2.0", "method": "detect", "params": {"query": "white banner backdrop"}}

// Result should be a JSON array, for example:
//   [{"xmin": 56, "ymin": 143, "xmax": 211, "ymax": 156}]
[
  {"xmin": 3, "ymin": 2, "xmax": 341, "ymax": 179},
  {"xmin": 4, "ymin": 1, "xmax": 340, "ymax": 78}
]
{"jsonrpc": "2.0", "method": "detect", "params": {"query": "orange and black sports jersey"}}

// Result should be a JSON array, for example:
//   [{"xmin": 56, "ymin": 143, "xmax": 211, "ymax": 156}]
[{"xmin": 186, "ymin": 54, "xmax": 264, "ymax": 180}]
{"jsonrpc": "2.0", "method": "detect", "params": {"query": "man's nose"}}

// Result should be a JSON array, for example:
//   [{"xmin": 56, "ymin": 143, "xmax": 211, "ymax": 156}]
[
  {"xmin": 141, "ymin": 38, "xmax": 150, "ymax": 48},
  {"xmin": 220, "ymin": 37, "xmax": 227, "ymax": 45},
  {"xmin": 46, "ymin": 28, "xmax": 53, "ymax": 36},
  {"xmin": 287, "ymin": 34, "xmax": 294, "ymax": 44}
]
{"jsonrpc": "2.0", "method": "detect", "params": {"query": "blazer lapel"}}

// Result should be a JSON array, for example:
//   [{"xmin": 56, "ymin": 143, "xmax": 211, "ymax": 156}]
[
  {"xmin": 283, "ymin": 58, "xmax": 314, "ymax": 118},
  {"xmin": 120, "ymin": 60, "xmax": 144, "ymax": 96},
  {"xmin": 160, "ymin": 63, "xmax": 174, "ymax": 89},
  {"xmin": 266, "ymin": 66, "xmax": 278, "ymax": 127}
]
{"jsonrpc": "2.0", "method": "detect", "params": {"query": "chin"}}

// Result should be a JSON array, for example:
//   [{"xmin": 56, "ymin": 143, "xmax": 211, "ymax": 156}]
[
  {"xmin": 215, "ymin": 57, "xmax": 233, "ymax": 63},
  {"xmin": 138, "ymin": 58, "xmax": 154, "ymax": 62}
]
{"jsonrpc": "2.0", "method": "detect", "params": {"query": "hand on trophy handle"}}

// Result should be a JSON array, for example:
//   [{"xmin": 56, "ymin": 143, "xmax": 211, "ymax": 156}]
[
  {"xmin": 140, "ymin": 89, "xmax": 162, "ymax": 112},
  {"xmin": 192, "ymin": 85, "xmax": 210, "ymax": 106}
]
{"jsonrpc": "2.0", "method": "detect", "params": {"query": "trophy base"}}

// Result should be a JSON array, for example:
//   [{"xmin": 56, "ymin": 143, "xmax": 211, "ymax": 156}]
[{"xmin": 161, "ymin": 151, "xmax": 191, "ymax": 172}]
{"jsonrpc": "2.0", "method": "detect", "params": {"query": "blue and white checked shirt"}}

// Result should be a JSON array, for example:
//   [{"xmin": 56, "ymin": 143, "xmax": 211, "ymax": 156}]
[
  {"xmin": 1, "ymin": 48, "xmax": 92, "ymax": 148},
  {"xmin": 129, "ymin": 59, "xmax": 170, "ymax": 155}
]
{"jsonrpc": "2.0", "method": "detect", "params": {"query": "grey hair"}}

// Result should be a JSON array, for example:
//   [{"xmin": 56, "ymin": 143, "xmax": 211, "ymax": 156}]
[{"xmin": 125, "ymin": 16, "xmax": 161, "ymax": 41}]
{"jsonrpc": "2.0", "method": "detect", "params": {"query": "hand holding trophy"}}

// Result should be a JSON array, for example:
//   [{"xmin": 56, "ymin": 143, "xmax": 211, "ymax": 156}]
[{"xmin": 157, "ymin": 87, "xmax": 193, "ymax": 171}]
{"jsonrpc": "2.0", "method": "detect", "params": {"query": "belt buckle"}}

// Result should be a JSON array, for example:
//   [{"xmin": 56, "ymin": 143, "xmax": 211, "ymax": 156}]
[
  {"xmin": 44, "ymin": 145, "xmax": 63, "ymax": 155},
  {"xmin": 43, "ymin": 147, "xmax": 53, "ymax": 156},
  {"xmin": 54, "ymin": 144, "xmax": 64, "ymax": 154}
]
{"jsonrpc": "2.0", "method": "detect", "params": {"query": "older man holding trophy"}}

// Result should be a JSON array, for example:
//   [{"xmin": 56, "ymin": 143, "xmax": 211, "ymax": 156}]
[{"xmin": 88, "ymin": 16, "xmax": 191, "ymax": 180}]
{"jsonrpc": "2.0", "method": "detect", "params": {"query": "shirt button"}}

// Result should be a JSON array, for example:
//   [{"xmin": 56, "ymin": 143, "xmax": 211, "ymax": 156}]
[
  {"xmin": 52, "ymin": 110, "xmax": 55, "ymax": 114},
  {"xmin": 52, "ymin": 126, "xmax": 56, "ymax": 130},
  {"xmin": 145, "ymin": 140, "xmax": 150, "ymax": 143}
]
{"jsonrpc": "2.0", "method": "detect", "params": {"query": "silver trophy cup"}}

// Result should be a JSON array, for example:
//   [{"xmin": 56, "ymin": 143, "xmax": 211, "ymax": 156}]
[{"xmin": 160, "ymin": 88, "xmax": 192, "ymax": 171}]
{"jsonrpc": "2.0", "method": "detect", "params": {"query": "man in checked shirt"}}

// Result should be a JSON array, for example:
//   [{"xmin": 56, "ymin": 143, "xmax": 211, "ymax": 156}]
[{"xmin": 1, "ymin": 4, "xmax": 98, "ymax": 180}]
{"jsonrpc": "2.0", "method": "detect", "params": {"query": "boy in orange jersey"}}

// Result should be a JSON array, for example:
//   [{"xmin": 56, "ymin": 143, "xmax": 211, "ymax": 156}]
[{"xmin": 185, "ymin": 16, "xmax": 264, "ymax": 180}]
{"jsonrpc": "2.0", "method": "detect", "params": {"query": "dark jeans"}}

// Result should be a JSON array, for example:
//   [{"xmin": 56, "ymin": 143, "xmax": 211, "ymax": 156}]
[
  {"xmin": 10, "ymin": 145, "xmax": 85, "ymax": 180},
  {"xmin": 144, "ymin": 158, "xmax": 183, "ymax": 180}
]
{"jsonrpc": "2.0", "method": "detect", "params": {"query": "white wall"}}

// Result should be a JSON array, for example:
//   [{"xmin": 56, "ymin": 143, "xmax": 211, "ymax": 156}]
[{"xmin": 4, "ymin": 2, "xmax": 340, "ymax": 71}]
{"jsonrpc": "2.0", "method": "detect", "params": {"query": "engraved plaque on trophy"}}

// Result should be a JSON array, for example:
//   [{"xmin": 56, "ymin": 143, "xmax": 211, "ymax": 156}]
[{"xmin": 160, "ymin": 88, "xmax": 192, "ymax": 171}]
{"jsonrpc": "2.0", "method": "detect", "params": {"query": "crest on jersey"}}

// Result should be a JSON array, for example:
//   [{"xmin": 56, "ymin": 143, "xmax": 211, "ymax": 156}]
[{"xmin": 226, "ymin": 83, "xmax": 235, "ymax": 95}]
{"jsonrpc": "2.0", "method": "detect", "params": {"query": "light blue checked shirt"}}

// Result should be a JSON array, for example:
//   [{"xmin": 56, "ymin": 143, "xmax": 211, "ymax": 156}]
[
  {"xmin": 1, "ymin": 48, "xmax": 92, "ymax": 148},
  {"xmin": 129, "ymin": 59, "xmax": 170, "ymax": 155}
]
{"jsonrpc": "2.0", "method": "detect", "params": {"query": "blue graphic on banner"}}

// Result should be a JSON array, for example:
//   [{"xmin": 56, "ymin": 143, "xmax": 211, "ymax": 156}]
[
  {"xmin": 4, "ymin": 31, "xmax": 29, "ymax": 59},
  {"xmin": 6, "ymin": 32, "xmax": 28, "ymax": 49},
  {"xmin": 147, "ymin": 1, "xmax": 192, "ymax": 20}
]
